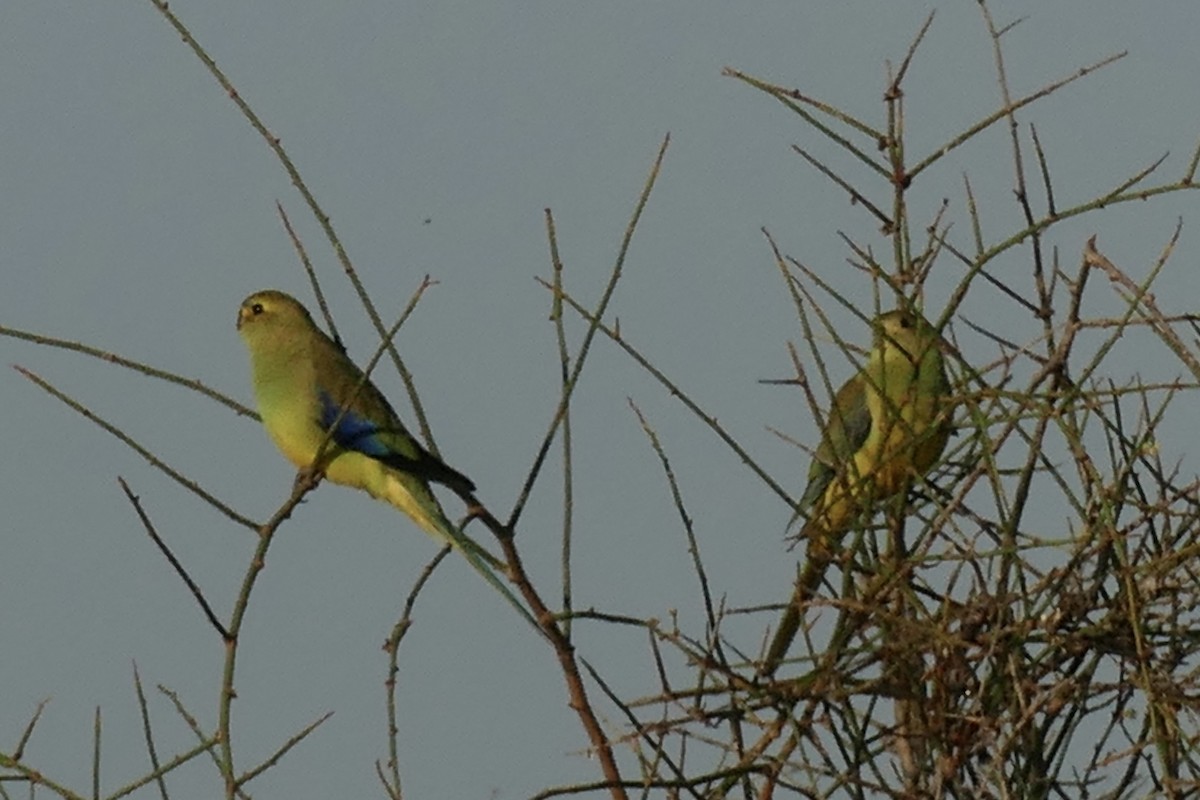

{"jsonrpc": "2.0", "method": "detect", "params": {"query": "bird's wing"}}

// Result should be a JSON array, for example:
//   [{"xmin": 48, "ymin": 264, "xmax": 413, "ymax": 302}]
[
  {"xmin": 800, "ymin": 372, "xmax": 873, "ymax": 509},
  {"xmin": 312, "ymin": 344, "xmax": 476, "ymax": 494}
]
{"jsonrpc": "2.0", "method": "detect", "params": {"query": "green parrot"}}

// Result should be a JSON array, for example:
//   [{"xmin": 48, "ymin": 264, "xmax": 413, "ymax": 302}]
[
  {"xmin": 237, "ymin": 289, "xmax": 537, "ymax": 629},
  {"xmin": 761, "ymin": 308, "xmax": 951, "ymax": 677}
]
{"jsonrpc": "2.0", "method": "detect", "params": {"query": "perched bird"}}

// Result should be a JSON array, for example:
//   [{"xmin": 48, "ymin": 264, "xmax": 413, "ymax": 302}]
[
  {"xmin": 237, "ymin": 289, "xmax": 535, "ymax": 627},
  {"xmin": 762, "ymin": 308, "xmax": 951, "ymax": 676}
]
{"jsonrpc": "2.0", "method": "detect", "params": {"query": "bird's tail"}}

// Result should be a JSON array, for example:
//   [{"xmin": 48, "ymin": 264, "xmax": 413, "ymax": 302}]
[
  {"xmin": 382, "ymin": 472, "xmax": 542, "ymax": 634},
  {"xmin": 760, "ymin": 528, "xmax": 836, "ymax": 678}
]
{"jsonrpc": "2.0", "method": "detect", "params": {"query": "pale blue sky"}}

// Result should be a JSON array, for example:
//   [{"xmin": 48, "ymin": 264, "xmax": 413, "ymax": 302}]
[{"xmin": 3, "ymin": 2, "xmax": 1199, "ymax": 798}]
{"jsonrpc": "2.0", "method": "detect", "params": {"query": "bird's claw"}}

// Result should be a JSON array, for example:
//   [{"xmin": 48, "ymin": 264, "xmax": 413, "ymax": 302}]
[{"xmin": 293, "ymin": 466, "xmax": 325, "ymax": 492}]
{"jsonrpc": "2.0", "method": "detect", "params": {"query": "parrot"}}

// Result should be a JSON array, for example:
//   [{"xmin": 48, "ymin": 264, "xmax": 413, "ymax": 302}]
[
  {"xmin": 761, "ymin": 308, "xmax": 951, "ymax": 677},
  {"xmin": 236, "ymin": 289, "xmax": 537, "ymax": 629}
]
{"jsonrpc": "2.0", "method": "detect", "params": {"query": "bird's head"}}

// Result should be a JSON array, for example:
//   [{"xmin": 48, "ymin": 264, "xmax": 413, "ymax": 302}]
[
  {"xmin": 237, "ymin": 290, "xmax": 315, "ymax": 337},
  {"xmin": 874, "ymin": 308, "xmax": 942, "ymax": 364}
]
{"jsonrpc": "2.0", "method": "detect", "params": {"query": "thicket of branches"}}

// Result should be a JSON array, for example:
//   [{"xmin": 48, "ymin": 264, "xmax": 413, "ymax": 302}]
[{"xmin": 5, "ymin": 3, "xmax": 1200, "ymax": 799}]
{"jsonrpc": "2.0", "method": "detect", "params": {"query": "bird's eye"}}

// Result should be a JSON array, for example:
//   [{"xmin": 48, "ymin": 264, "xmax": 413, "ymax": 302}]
[
  {"xmin": 251, "ymin": 303, "xmax": 265, "ymax": 315},
  {"xmin": 899, "ymin": 314, "xmax": 914, "ymax": 329}
]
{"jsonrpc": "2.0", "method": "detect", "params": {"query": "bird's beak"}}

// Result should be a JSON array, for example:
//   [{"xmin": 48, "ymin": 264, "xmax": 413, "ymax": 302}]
[{"xmin": 236, "ymin": 305, "xmax": 249, "ymax": 331}]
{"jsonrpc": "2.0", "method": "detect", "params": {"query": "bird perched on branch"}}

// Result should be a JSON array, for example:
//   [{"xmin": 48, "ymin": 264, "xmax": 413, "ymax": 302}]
[
  {"xmin": 237, "ymin": 289, "xmax": 535, "ymax": 627},
  {"xmin": 761, "ymin": 308, "xmax": 951, "ymax": 677}
]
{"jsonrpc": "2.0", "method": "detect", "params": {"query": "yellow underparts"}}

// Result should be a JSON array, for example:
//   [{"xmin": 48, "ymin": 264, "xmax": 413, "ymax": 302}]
[
  {"xmin": 263, "ymin": 417, "xmax": 453, "ymax": 545},
  {"xmin": 802, "ymin": 388, "xmax": 947, "ymax": 549},
  {"xmin": 325, "ymin": 452, "xmax": 450, "ymax": 543}
]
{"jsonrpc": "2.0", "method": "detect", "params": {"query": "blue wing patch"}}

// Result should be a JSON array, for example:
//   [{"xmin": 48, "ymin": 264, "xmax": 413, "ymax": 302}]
[
  {"xmin": 315, "ymin": 389, "xmax": 478, "ymax": 493},
  {"xmin": 317, "ymin": 390, "xmax": 390, "ymax": 457}
]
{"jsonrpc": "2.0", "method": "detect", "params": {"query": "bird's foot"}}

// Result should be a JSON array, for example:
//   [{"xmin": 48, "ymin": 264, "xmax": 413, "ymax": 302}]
[{"xmin": 293, "ymin": 466, "xmax": 325, "ymax": 492}]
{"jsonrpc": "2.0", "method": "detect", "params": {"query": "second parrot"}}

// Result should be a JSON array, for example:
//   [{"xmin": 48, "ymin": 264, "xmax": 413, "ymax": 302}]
[{"xmin": 762, "ymin": 307, "xmax": 952, "ymax": 676}]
